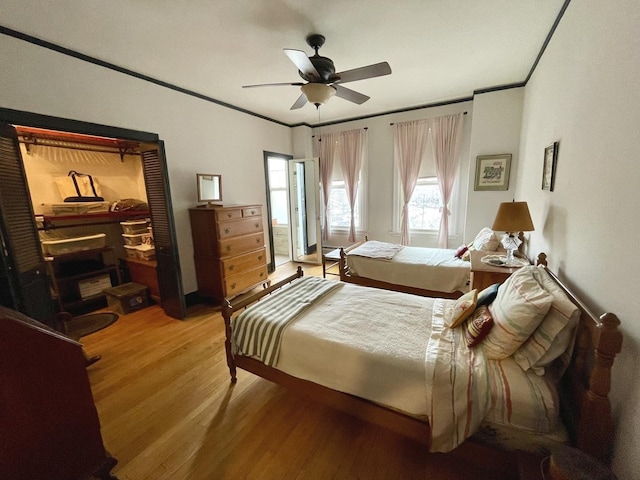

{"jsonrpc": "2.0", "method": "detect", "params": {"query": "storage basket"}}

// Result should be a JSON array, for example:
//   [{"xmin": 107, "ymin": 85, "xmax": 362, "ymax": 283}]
[
  {"xmin": 41, "ymin": 233, "xmax": 107, "ymax": 256},
  {"xmin": 124, "ymin": 245, "xmax": 139, "ymax": 259},
  {"xmin": 120, "ymin": 220, "xmax": 148, "ymax": 234},
  {"xmin": 103, "ymin": 282, "xmax": 148, "ymax": 314},
  {"xmin": 122, "ymin": 233, "xmax": 153, "ymax": 246},
  {"xmin": 78, "ymin": 274, "xmax": 112, "ymax": 299},
  {"xmin": 135, "ymin": 244, "xmax": 156, "ymax": 261}
]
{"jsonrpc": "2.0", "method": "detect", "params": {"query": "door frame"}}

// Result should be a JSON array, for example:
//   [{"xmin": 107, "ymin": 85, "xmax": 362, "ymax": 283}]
[
  {"xmin": 0, "ymin": 107, "xmax": 186, "ymax": 319},
  {"xmin": 263, "ymin": 151, "xmax": 293, "ymax": 273}
]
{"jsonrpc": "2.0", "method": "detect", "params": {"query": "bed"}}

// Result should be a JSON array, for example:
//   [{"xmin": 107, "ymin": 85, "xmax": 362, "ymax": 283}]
[
  {"xmin": 338, "ymin": 228, "xmax": 512, "ymax": 299},
  {"xmin": 221, "ymin": 257, "xmax": 622, "ymax": 465}
]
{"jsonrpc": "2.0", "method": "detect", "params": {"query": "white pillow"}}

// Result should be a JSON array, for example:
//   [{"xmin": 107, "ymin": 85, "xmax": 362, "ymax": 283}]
[
  {"xmin": 513, "ymin": 266, "xmax": 580, "ymax": 375},
  {"xmin": 472, "ymin": 227, "xmax": 500, "ymax": 251},
  {"xmin": 483, "ymin": 266, "xmax": 554, "ymax": 359}
]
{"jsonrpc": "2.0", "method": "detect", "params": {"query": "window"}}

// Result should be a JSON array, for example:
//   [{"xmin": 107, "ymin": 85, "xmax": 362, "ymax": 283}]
[
  {"xmin": 267, "ymin": 158, "xmax": 289, "ymax": 225},
  {"xmin": 329, "ymin": 179, "xmax": 361, "ymax": 228},
  {"xmin": 407, "ymin": 177, "xmax": 442, "ymax": 231}
]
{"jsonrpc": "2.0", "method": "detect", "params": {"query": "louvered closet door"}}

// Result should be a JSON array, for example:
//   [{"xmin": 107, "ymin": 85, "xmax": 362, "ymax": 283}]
[
  {"xmin": 0, "ymin": 124, "xmax": 55, "ymax": 324},
  {"xmin": 140, "ymin": 141, "xmax": 186, "ymax": 319}
]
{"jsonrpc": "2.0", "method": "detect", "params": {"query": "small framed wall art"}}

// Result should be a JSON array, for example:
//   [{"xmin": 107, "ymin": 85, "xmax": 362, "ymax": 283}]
[
  {"xmin": 474, "ymin": 154, "xmax": 512, "ymax": 191},
  {"xmin": 542, "ymin": 142, "xmax": 559, "ymax": 191}
]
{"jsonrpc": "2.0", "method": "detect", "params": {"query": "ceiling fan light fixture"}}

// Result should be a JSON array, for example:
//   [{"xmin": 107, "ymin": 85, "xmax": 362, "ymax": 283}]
[{"xmin": 300, "ymin": 83, "xmax": 335, "ymax": 107}]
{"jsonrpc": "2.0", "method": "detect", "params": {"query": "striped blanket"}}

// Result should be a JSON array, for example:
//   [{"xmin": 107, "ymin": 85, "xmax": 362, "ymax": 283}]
[
  {"xmin": 232, "ymin": 276, "xmax": 342, "ymax": 366},
  {"xmin": 426, "ymin": 299, "xmax": 490, "ymax": 452}
]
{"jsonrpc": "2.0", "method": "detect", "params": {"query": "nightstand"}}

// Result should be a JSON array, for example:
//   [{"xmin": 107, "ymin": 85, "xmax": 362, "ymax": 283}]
[{"xmin": 469, "ymin": 249, "xmax": 527, "ymax": 291}]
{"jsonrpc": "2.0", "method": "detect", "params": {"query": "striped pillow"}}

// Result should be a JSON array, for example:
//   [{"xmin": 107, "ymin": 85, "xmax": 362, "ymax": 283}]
[
  {"xmin": 464, "ymin": 306, "xmax": 494, "ymax": 347},
  {"xmin": 513, "ymin": 266, "xmax": 580, "ymax": 375},
  {"xmin": 483, "ymin": 266, "xmax": 554, "ymax": 360}
]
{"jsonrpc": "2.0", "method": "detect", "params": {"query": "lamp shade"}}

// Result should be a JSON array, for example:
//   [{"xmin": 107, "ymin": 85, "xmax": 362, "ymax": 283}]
[
  {"xmin": 301, "ymin": 83, "xmax": 336, "ymax": 106},
  {"xmin": 491, "ymin": 201, "xmax": 534, "ymax": 232}
]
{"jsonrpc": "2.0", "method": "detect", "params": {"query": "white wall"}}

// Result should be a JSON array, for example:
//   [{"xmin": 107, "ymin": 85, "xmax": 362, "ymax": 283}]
[
  {"xmin": 0, "ymin": 34, "xmax": 293, "ymax": 295},
  {"xmin": 516, "ymin": 1, "xmax": 640, "ymax": 478},
  {"xmin": 313, "ymin": 101, "xmax": 473, "ymax": 248},
  {"xmin": 466, "ymin": 88, "xmax": 525, "ymax": 242}
]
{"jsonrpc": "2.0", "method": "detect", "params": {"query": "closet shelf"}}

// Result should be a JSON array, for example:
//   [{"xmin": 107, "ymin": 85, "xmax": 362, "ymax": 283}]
[{"xmin": 36, "ymin": 210, "xmax": 150, "ymax": 230}]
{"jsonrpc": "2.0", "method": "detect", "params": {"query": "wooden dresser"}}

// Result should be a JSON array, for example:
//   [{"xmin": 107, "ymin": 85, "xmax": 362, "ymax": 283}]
[{"xmin": 189, "ymin": 204, "xmax": 268, "ymax": 302}]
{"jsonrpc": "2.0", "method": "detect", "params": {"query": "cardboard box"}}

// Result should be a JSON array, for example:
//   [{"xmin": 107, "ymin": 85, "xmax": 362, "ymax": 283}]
[
  {"xmin": 78, "ymin": 274, "xmax": 112, "ymax": 299},
  {"xmin": 103, "ymin": 282, "xmax": 148, "ymax": 314}
]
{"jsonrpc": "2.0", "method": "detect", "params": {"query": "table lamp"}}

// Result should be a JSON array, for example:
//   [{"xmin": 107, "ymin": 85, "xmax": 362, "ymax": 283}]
[{"xmin": 491, "ymin": 201, "xmax": 534, "ymax": 265}]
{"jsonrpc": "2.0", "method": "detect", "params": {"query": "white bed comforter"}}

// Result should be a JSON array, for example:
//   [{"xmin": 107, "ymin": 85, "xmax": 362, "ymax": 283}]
[
  {"xmin": 234, "ymin": 279, "xmax": 490, "ymax": 452},
  {"xmin": 347, "ymin": 243, "xmax": 470, "ymax": 294}
]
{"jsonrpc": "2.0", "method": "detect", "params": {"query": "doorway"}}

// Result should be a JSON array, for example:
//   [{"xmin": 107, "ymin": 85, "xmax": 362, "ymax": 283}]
[
  {"xmin": 0, "ymin": 108, "xmax": 186, "ymax": 322},
  {"xmin": 263, "ymin": 151, "xmax": 322, "ymax": 272}
]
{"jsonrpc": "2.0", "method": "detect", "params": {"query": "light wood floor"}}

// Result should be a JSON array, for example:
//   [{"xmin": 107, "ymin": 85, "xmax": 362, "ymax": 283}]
[{"xmin": 83, "ymin": 262, "xmax": 520, "ymax": 480}]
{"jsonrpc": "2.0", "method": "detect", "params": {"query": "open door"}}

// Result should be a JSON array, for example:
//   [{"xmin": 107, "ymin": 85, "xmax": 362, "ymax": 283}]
[
  {"xmin": 140, "ymin": 142, "xmax": 186, "ymax": 319},
  {"xmin": 0, "ymin": 123, "xmax": 56, "ymax": 324},
  {"xmin": 289, "ymin": 157, "xmax": 322, "ymax": 265}
]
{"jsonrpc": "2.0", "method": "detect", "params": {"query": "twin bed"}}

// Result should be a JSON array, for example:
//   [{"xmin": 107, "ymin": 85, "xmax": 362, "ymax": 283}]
[
  {"xmin": 337, "ymin": 230, "xmax": 514, "ymax": 299},
  {"xmin": 221, "ymin": 255, "xmax": 622, "ymax": 466}
]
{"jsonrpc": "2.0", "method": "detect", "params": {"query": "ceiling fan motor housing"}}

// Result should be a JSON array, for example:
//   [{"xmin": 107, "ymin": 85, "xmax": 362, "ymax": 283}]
[{"xmin": 300, "ymin": 55, "xmax": 336, "ymax": 83}]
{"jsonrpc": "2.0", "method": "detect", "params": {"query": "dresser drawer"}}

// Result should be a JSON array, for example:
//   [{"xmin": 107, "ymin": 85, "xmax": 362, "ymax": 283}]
[
  {"xmin": 242, "ymin": 206, "xmax": 261, "ymax": 218},
  {"xmin": 218, "ymin": 232, "xmax": 264, "ymax": 256},
  {"xmin": 215, "ymin": 208, "xmax": 243, "ymax": 222},
  {"xmin": 223, "ymin": 265, "xmax": 268, "ymax": 297},
  {"xmin": 218, "ymin": 216, "xmax": 263, "ymax": 239},
  {"xmin": 220, "ymin": 247, "xmax": 266, "ymax": 275}
]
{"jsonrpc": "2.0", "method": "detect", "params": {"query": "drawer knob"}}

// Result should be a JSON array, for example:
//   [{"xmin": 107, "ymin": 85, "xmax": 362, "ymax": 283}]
[
  {"xmin": 255, "ymin": 222, "xmax": 259, "ymax": 228},
  {"xmin": 258, "ymin": 255, "xmax": 263, "ymax": 261},
  {"xmin": 259, "ymin": 272, "xmax": 264, "ymax": 278},
  {"xmin": 226, "ymin": 245, "xmax": 232, "ymax": 252},
  {"xmin": 228, "ymin": 265, "xmax": 235, "ymax": 271},
  {"xmin": 224, "ymin": 228, "xmax": 230, "ymax": 234},
  {"xmin": 256, "ymin": 238, "xmax": 260, "ymax": 243},
  {"xmin": 227, "ymin": 213, "xmax": 232, "ymax": 218},
  {"xmin": 230, "ymin": 283, "xmax": 236, "ymax": 290},
  {"xmin": 250, "ymin": 210, "xmax": 255, "ymax": 215}
]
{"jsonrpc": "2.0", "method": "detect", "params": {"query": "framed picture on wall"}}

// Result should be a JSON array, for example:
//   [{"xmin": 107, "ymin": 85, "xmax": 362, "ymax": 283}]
[
  {"xmin": 474, "ymin": 154, "xmax": 512, "ymax": 191},
  {"xmin": 542, "ymin": 142, "xmax": 559, "ymax": 191}
]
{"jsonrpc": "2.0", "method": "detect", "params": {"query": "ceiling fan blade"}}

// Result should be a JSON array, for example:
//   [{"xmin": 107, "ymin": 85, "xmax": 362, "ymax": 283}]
[
  {"xmin": 242, "ymin": 82, "xmax": 304, "ymax": 88},
  {"xmin": 333, "ymin": 85, "xmax": 370, "ymax": 105},
  {"xmin": 290, "ymin": 93, "xmax": 308, "ymax": 110},
  {"xmin": 284, "ymin": 49, "xmax": 321, "ymax": 80},
  {"xmin": 333, "ymin": 62, "xmax": 392, "ymax": 84}
]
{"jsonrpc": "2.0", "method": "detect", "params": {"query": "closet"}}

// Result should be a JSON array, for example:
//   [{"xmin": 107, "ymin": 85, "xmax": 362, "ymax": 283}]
[{"xmin": 0, "ymin": 109, "xmax": 186, "ymax": 324}]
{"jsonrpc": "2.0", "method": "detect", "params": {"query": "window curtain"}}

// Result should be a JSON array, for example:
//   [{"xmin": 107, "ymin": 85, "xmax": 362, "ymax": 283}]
[
  {"xmin": 393, "ymin": 120, "xmax": 429, "ymax": 245},
  {"xmin": 430, "ymin": 113, "xmax": 464, "ymax": 248},
  {"xmin": 317, "ymin": 133, "xmax": 338, "ymax": 241},
  {"xmin": 337, "ymin": 129, "xmax": 367, "ymax": 242}
]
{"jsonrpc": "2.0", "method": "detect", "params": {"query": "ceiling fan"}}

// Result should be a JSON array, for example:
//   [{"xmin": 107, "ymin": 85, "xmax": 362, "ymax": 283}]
[{"xmin": 242, "ymin": 34, "xmax": 392, "ymax": 110}]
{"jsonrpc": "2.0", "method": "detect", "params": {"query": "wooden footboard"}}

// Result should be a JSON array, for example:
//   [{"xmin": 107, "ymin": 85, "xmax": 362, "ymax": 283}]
[{"xmin": 338, "ymin": 245, "xmax": 463, "ymax": 299}]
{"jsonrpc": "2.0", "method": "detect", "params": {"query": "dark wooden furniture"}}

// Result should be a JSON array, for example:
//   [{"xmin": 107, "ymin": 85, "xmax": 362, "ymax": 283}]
[
  {"xmin": 125, "ymin": 257, "xmax": 160, "ymax": 303},
  {"xmin": 0, "ymin": 307, "xmax": 117, "ymax": 480},
  {"xmin": 45, "ymin": 247, "xmax": 121, "ymax": 315},
  {"xmin": 189, "ymin": 204, "xmax": 268, "ymax": 302},
  {"xmin": 222, "ymin": 256, "xmax": 622, "ymax": 466},
  {"xmin": 469, "ymin": 248, "xmax": 525, "ymax": 290}
]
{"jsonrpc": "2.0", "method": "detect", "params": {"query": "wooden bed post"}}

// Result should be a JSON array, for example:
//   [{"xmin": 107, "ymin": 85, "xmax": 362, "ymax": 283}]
[
  {"xmin": 222, "ymin": 299, "xmax": 237, "ymax": 383},
  {"xmin": 576, "ymin": 312, "xmax": 622, "ymax": 463}
]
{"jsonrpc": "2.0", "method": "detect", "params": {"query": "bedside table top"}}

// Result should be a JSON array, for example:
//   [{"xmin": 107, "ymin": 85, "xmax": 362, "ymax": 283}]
[{"xmin": 469, "ymin": 249, "xmax": 528, "ymax": 274}]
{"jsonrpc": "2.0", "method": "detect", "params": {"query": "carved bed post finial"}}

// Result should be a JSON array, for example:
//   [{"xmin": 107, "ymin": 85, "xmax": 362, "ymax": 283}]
[{"xmin": 536, "ymin": 252, "xmax": 547, "ymax": 266}]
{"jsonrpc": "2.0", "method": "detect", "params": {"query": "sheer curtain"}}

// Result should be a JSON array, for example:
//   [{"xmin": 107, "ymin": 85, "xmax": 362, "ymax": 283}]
[
  {"xmin": 337, "ymin": 129, "xmax": 367, "ymax": 242},
  {"xmin": 430, "ymin": 113, "xmax": 464, "ymax": 248},
  {"xmin": 393, "ymin": 120, "xmax": 429, "ymax": 245},
  {"xmin": 317, "ymin": 133, "xmax": 338, "ymax": 241}
]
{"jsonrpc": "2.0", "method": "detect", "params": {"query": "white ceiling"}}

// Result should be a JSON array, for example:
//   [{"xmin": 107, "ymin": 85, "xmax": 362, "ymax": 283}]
[{"xmin": 1, "ymin": 0, "xmax": 566, "ymax": 126}]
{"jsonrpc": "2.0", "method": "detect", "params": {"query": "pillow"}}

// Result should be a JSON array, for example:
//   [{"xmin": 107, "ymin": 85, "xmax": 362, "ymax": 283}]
[
  {"xmin": 454, "ymin": 244, "xmax": 468, "ymax": 259},
  {"xmin": 476, "ymin": 283, "xmax": 500, "ymax": 307},
  {"xmin": 472, "ymin": 227, "xmax": 500, "ymax": 251},
  {"xmin": 464, "ymin": 306, "xmax": 494, "ymax": 347},
  {"xmin": 446, "ymin": 289, "xmax": 478, "ymax": 328},
  {"xmin": 513, "ymin": 266, "xmax": 580, "ymax": 375},
  {"xmin": 482, "ymin": 267, "xmax": 554, "ymax": 359}
]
